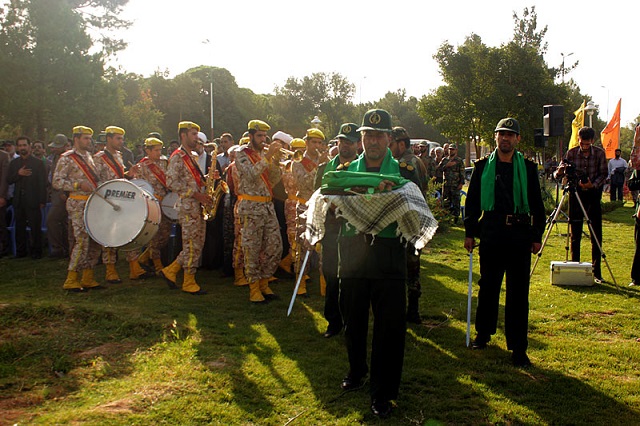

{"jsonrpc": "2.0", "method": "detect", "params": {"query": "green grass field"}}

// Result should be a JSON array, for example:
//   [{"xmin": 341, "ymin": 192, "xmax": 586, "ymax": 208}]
[{"xmin": 1, "ymin": 202, "xmax": 639, "ymax": 425}]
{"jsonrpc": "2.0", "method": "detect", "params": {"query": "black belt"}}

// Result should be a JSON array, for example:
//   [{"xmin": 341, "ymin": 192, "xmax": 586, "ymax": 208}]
[{"xmin": 484, "ymin": 212, "xmax": 531, "ymax": 226}]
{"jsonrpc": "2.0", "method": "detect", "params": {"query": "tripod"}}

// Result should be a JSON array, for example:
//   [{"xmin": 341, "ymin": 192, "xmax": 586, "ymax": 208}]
[{"xmin": 530, "ymin": 180, "xmax": 618, "ymax": 289}]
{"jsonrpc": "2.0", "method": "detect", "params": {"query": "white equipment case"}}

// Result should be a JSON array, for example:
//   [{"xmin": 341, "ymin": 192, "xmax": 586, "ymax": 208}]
[{"xmin": 550, "ymin": 261, "xmax": 594, "ymax": 286}]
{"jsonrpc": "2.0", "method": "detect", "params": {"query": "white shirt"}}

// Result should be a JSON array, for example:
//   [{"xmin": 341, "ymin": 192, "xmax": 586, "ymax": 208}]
[{"xmin": 608, "ymin": 157, "xmax": 627, "ymax": 177}]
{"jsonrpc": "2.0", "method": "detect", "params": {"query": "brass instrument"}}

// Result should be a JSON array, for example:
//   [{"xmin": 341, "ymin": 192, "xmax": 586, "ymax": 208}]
[
  {"xmin": 202, "ymin": 169, "xmax": 229, "ymax": 221},
  {"xmin": 264, "ymin": 147, "xmax": 304, "ymax": 162}
]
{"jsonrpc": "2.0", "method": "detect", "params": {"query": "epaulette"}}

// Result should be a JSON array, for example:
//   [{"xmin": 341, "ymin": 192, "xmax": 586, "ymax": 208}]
[
  {"xmin": 61, "ymin": 150, "xmax": 74, "ymax": 157},
  {"xmin": 94, "ymin": 151, "xmax": 106, "ymax": 158},
  {"xmin": 398, "ymin": 161, "xmax": 415, "ymax": 172}
]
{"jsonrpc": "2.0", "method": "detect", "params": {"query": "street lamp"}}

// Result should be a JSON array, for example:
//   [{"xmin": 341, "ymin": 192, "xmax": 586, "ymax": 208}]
[
  {"xmin": 202, "ymin": 39, "xmax": 214, "ymax": 139},
  {"xmin": 311, "ymin": 116, "xmax": 322, "ymax": 128},
  {"xmin": 560, "ymin": 52, "xmax": 574, "ymax": 83},
  {"xmin": 584, "ymin": 101, "xmax": 598, "ymax": 128}
]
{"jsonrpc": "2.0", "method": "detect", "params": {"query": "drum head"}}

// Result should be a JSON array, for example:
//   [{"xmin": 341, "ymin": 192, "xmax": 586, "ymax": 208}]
[
  {"xmin": 130, "ymin": 178, "xmax": 154, "ymax": 198},
  {"xmin": 85, "ymin": 179, "xmax": 149, "ymax": 248},
  {"xmin": 161, "ymin": 192, "xmax": 179, "ymax": 221}
]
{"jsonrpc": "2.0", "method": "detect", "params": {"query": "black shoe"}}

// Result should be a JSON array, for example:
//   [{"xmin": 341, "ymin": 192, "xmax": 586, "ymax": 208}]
[
  {"xmin": 471, "ymin": 335, "xmax": 490, "ymax": 350},
  {"xmin": 65, "ymin": 287, "xmax": 85, "ymax": 293},
  {"xmin": 185, "ymin": 289, "xmax": 208, "ymax": 296},
  {"xmin": 297, "ymin": 293, "xmax": 309, "ymax": 299},
  {"xmin": 512, "ymin": 351, "xmax": 532, "ymax": 367},
  {"xmin": 131, "ymin": 271, "xmax": 154, "ymax": 280},
  {"xmin": 323, "ymin": 327, "xmax": 341, "ymax": 338},
  {"xmin": 370, "ymin": 399, "xmax": 393, "ymax": 418},
  {"xmin": 159, "ymin": 271, "xmax": 179, "ymax": 289},
  {"xmin": 106, "ymin": 278, "xmax": 123, "ymax": 284},
  {"xmin": 406, "ymin": 311, "xmax": 422, "ymax": 324},
  {"xmin": 594, "ymin": 276, "xmax": 604, "ymax": 284},
  {"xmin": 341, "ymin": 373, "xmax": 365, "ymax": 391},
  {"xmin": 263, "ymin": 293, "xmax": 280, "ymax": 301}
]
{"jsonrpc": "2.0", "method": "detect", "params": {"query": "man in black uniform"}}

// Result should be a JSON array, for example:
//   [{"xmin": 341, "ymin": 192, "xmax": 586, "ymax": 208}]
[
  {"xmin": 338, "ymin": 109, "xmax": 419, "ymax": 418},
  {"xmin": 314, "ymin": 122, "xmax": 360, "ymax": 338},
  {"xmin": 463, "ymin": 118, "xmax": 545, "ymax": 367}
]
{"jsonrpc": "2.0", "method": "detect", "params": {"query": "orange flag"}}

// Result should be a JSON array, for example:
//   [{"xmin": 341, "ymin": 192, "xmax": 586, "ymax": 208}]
[{"xmin": 601, "ymin": 99, "xmax": 621, "ymax": 159}]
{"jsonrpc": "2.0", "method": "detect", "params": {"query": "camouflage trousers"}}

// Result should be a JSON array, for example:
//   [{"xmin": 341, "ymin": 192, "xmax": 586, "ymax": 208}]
[
  {"xmin": 176, "ymin": 198, "xmax": 206, "ymax": 275},
  {"xmin": 239, "ymin": 204, "xmax": 282, "ymax": 283},
  {"xmin": 284, "ymin": 199, "xmax": 297, "ymax": 257},
  {"xmin": 442, "ymin": 184, "xmax": 461, "ymax": 218},
  {"xmin": 232, "ymin": 201, "xmax": 244, "ymax": 270},
  {"xmin": 67, "ymin": 198, "xmax": 101, "ymax": 272},
  {"xmin": 148, "ymin": 215, "xmax": 172, "ymax": 260}
]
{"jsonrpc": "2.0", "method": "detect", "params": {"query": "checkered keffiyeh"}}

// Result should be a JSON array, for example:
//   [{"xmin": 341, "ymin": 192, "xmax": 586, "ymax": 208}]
[{"xmin": 305, "ymin": 181, "xmax": 438, "ymax": 250}]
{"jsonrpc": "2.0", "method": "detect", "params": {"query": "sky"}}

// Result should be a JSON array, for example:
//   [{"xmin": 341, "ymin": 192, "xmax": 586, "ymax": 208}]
[{"xmin": 111, "ymin": 0, "xmax": 638, "ymax": 128}]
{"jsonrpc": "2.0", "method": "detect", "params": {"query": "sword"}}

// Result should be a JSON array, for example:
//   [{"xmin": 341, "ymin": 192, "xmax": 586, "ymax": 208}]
[
  {"xmin": 287, "ymin": 250, "xmax": 311, "ymax": 317},
  {"xmin": 466, "ymin": 250, "xmax": 473, "ymax": 347}
]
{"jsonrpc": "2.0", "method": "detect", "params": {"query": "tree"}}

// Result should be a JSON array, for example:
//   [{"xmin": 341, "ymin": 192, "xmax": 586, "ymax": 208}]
[{"xmin": 0, "ymin": 0, "xmax": 130, "ymax": 139}]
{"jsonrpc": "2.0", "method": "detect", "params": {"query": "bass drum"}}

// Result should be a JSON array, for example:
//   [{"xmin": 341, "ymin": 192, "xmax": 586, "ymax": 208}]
[
  {"xmin": 84, "ymin": 179, "xmax": 161, "ymax": 251},
  {"xmin": 161, "ymin": 192, "xmax": 179, "ymax": 221},
  {"xmin": 129, "ymin": 178, "xmax": 155, "ymax": 199}
]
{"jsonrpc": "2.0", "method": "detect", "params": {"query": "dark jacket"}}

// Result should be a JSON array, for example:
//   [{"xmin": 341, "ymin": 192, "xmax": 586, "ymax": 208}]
[{"xmin": 8, "ymin": 155, "xmax": 47, "ymax": 208}]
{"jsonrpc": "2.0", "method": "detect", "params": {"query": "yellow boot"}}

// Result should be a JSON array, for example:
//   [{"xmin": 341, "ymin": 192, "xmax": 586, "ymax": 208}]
[
  {"xmin": 278, "ymin": 252, "xmax": 293, "ymax": 274},
  {"xmin": 296, "ymin": 275, "xmax": 309, "ymax": 297},
  {"xmin": 182, "ymin": 272, "xmax": 206, "ymax": 295},
  {"xmin": 63, "ymin": 270, "xmax": 82, "ymax": 291},
  {"xmin": 152, "ymin": 258, "xmax": 164, "ymax": 274},
  {"xmin": 249, "ymin": 280, "xmax": 267, "ymax": 303},
  {"xmin": 105, "ymin": 263, "xmax": 122, "ymax": 284},
  {"xmin": 319, "ymin": 273, "xmax": 327, "ymax": 297},
  {"xmin": 234, "ymin": 267, "xmax": 248, "ymax": 286},
  {"xmin": 259, "ymin": 278, "xmax": 278, "ymax": 300},
  {"xmin": 160, "ymin": 259, "xmax": 182, "ymax": 289},
  {"xmin": 129, "ymin": 260, "xmax": 151, "ymax": 280},
  {"xmin": 137, "ymin": 247, "xmax": 151, "ymax": 266},
  {"xmin": 81, "ymin": 269, "xmax": 101, "ymax": 289}
]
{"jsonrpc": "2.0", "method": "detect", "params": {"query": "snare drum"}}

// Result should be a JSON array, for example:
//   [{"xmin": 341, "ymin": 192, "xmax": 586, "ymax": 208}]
[
  {"xmin": 84, "ymin": 179, "xmax": 161, "ymax": 251},
  {"xmin": 161, "ymin": 192, "xmax": 179, "ymax": 221}
]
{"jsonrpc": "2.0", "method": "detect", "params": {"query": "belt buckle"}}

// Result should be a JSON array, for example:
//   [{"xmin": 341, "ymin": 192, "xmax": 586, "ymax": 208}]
[{"xmin": 505, "ymin": 214, "xmax": 514, "ymax": 226}]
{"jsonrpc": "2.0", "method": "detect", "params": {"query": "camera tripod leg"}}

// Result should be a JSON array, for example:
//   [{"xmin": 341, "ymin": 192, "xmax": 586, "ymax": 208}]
[
  {"xmin": 572, "ymin": 191, "xmax": 619, "ymax": 290},
  {"xmin": 530, "ymin": 190, "xmax": 570, "ymax": 278}
]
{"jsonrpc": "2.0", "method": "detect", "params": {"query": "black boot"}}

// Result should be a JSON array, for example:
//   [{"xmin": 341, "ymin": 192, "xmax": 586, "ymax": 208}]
[{"xmin": 407, "ymin": 292, "xmax": 421, "ymax": 324}]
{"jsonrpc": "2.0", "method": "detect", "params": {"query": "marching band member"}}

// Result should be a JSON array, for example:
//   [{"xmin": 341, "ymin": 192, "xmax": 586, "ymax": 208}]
[
  {"xmin": 291, "ymin": 128, "xmax": 326, "ymax": 297},
  {"xmin": 279, "ymin": 138, "xmax": 306, "ymax": 275},
  {"xmin": 159, "ymin": 121, "xmax": 212, "ymax": 295},
  {"xmin": 235, "ymin": 120, "xmax": 283, "ymax": 303},
  {"xmin": 135, "ymin": 137, "xmax": 172, "ymax": 273},
  {"xmin": 52, "ymin": 126, "xmax": 102, "ymax": 291},
  {"xmin": 93, "ymin": 126, "xmax": 149, "ymax": 282}
]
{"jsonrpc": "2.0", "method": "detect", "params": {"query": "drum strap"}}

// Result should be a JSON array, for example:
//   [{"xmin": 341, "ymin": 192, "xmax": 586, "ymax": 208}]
[
  {"xmin": 102, "ymin": 150, "xmax": 125, "ymax": 178},
  {"xmin": 140, "ymin": 158, "xmax": 168, "ymax": 190},
  {"xmin": 68, "ymin": 152, "xmax": 99, "ymax": 188},
  {"xmin": 173, "ymin": 147, "xmax": 204, "ymax": 187},
  {"xmin": 69, "ymin": 193, "xmax": 89, "ymax": 200}
]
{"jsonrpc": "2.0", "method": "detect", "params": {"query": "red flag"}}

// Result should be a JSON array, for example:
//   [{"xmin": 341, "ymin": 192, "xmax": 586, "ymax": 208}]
[{"xmin": 600, "ymin": 99, "xmax": 621, "ymax": 159}]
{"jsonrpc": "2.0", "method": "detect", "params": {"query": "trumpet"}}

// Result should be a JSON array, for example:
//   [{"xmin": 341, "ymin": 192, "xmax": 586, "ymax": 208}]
[{"xmin": 264, "ymin": 147, "xmax": 304, "ymax": 162}]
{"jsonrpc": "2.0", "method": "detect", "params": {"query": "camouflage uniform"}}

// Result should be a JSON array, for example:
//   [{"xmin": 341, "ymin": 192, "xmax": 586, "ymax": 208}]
[
  {"xmin": 235, "ymin": 145, "xmax": 283, "ymax": 284},
  {"xmin": 281, "ymin": 161, "xmax": 298, "ymax": 267},
  {"xmin": 228, "ymin": 162, "xmax": 246, "ymax": 279},
  {"xmin": 94, "ymin": 150, "xmax": 139, "ymax": 266},
  {"xmin": 437, "ymin": 155, "xmax": 465, "ymax": 218},
  {"xmin": 166, "ymin": 148, "xmax": 206, "ymax": 275},
  {"xmin": 421, "ymin": 154, "xmax": 437, "ymax": 181},
  {"xmin": 52, "ymin": 149, "xmax": 101, "ymax": 284},
  {"xmin": 136, "ymin": 157, "xmax": 172, "ymax": 263},
  {"xmin": 292, "ymin": 156, "xmax": 319, "ymax": 295}
]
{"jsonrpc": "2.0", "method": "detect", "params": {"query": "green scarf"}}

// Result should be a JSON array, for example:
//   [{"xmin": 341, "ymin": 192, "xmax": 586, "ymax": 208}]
[
  {"xmin": 480, "ymin": 149, "xmax": 529, "ymax": 214},
  {"xmin": 348, "ymin": 148, "xmax": 399, "ymax": 174}
]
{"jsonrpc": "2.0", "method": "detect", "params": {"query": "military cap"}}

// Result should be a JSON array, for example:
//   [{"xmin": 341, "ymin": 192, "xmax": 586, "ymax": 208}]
[
  {"xmin": 72, "ymin": 125, "xmax": 93, "ymax": 136},
  {"xmin": 418, "ymin": 140, "xmax": 428, "ymax": 147},
  {"xmin": 248, "ymin": 119, "xmax": 270, "ymax": 131},
  {"xmin": 392, "ymin": 126, "xmax": 410, "ymax": 142},
  {"xmin": 178, "ymin": 121, "xmax": 201, "ymax": 131},
  {"xmin": 335, "ymin": 123, "xmax": 359, "ymax": 143},
  {"xmin": 291, "ymin": 138, "xmax": 306, "ymax": 149},
  {"xmin": 147, "ymin": 131, "xmax": 162, "ymax": 139},
  {"xmin": 105, "ymin": 126, "xmax": 125, "ymax": 135},
  {"xmin": 95, "ymin": 132, "xmax": 107, "ymax": 144},
  {"xmin": 272, "ymin": 130, "xmax": 293, "ymax": 145},
  {"xmin": 48, "ymin": 134, "xmax": 68, "ymax": 149},
  {"xmin": 306, "ymin": 128, "xmax": 325, "ymax": 140},
  {"xmin": 144, "ymin": 137, "xmax": 163, "ymax": 147},
  {"xmin": 449, "ymin": 143, "xmax": 458, "ymax": 150},
  {"xmin": 239, "ymin": 136, "xmax": 250, "ymax": 145},
  {"xmin": 357, "ymin": 109, "xmax": 393, "ymax": 133},
  {"xmin": 495, "ymin": 117, "xmax": 520, "ymax": 135}
]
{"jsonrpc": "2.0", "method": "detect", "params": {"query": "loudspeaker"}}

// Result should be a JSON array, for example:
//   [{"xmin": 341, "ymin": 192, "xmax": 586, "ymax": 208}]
[
  {"xmin": 543, "ymin": 105, "xmax": 564, "ymax": 137},
  {"xmin": 534, "ymin": 128, "xmax": 547, "ymax": 148}
]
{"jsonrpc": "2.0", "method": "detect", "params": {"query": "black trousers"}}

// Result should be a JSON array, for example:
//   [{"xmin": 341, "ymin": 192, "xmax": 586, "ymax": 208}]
[
  {"xmin": 632, "ymin": 216, "xmax": 640, "ymax": 283},
  {"xmin": 321, "ymin": 225, "xmax": 342, "ymax": 331},
  {"xmin": 476, "ymin": 240, "xmax": 531, "ymax": 352},
  {"xmin": 340, "ymin": 277, "xmax": 406, "ymax": 401},
  {"xmin": 609, "ymin": 183, "xmax": 624, "ymax": 201},
  {"xmin": 14, "ymin": 203, "xmax": 42, "ymax": 257},
  {"xmin": 569, "ymin": 189, "xmax": 603, "ymax": 278}
]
